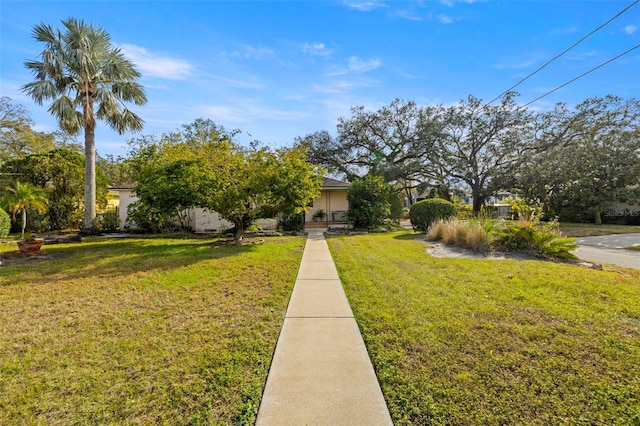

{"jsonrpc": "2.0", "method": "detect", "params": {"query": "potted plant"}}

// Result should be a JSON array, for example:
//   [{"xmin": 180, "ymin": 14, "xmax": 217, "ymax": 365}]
[
  {"xmin": 312, "ymin": 209, "xmax": 327, "ymax": 222},
  {"xmin": 17, "ymin": 236, "xmax": 45, "ymax": 255}
]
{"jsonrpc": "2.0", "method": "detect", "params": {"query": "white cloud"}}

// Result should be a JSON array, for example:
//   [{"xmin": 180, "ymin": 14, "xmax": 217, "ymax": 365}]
[
  {"xmin": 625, "ymin": 25, "xmax": 637, "ymax": 35},
  {"xmin": 348, "ymin": 56, "xmax": 381, "ymax": 73},
  {"xmin": 118, "ymin": 44, "xmax": 193, "ymax": 80},
  {"xmin": 342, "ymin": 1, "xmax": 387, "ymax": 11},
  {"xmin": 231, "ymin": 44, "xmax": 274, "ymax": 60},
  {"xmin": 301, "ymin": 42, "xmax": 334, "ymax": 57},
  {"xmin": 326, "ymin": 56, "xmax": 381, "ymax": 76},
  {"xmin": 397, "ymin": 9, "xmax": 423, "ymax": 21},
  {"xmin": 312, "ymin": 79, "xmax": 378, "ymax": 94},
  {"xmin": 437, "ymin": 14, "xmax": 454, "ymax": 24}
]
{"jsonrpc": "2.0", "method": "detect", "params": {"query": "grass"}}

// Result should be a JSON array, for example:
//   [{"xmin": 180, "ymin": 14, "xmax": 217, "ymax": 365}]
[
  {"xmin": 327, "ymin": 231, "xmax": 640, "ymax": 425},
  {"xmin": 0, "ymin": 235, "xmax": 304, "ymax": 425},
  {"xmin": 559, "ymin": 223, "xmax": 640, "ymax": 237}
]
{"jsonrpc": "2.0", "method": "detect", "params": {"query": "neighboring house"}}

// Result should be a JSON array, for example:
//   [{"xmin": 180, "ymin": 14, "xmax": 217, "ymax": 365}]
[
  {"xmin": 111, "ymin": 176, "xmax": 351, "ymax": 232},
  {"xmin": 304, "ymin": 177, "xmax": 350, "ymax": 229}
]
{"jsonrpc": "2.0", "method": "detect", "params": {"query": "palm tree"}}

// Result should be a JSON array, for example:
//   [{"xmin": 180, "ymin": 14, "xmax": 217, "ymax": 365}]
[
  {"xmin": 1, "ymin": 181, "xmax": 49, "ymax": 239},
  {"xmin": 22, "ymin": 18, "xmax": 147, "ymax": 234}
]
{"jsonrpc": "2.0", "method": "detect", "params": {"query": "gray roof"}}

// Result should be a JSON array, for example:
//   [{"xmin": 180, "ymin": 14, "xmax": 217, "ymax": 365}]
[{"xmin": 323, "ymin": 177, "xmax": 350, "ymax": 189}]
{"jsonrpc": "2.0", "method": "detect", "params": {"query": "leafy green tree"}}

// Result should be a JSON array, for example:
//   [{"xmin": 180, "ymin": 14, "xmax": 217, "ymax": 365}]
[
  {"xmin": 516, "ymin": 96, "xmax": 640, "ymax": 224},
  {"xmin": 347, "ymin": 174, "xmax": 393, "ymax": 229},
  {"xmin": 2, "ymin": 149, "xmax": 108, "ymax": 229},
  {"xmin": 298, "ymin": 99, "xmax": 446, "ymax": 202},
  {"xmin": 430, "ymin": 93, "xmax": 534, "ymax": 213},
  {"xmin": 22, "ymin": 18, "xmax": 146, "ymax": 234},
  {"xmin": 0, "ymin": 208, "xmax": 10, "ymax": 237},
  {"xmin": 0, "ymin": 97, "xmax": 57, "ymax": 164},
  {"xmin": 96, "ymin": 154, "xmax": 131, "ymax": 186},
  {"xmin": 126, "ymin": 119, "xmax": 324, "ymax": 241},
  {"xmin": 206, "ymin": 144, "xmax": 323, "ymax": 242},
  {"xmin": 1, "ymin": 181, "xmax": 49, "ymax": 238},
  {"xmin": 125, "ymin": 120, "xmax": 230, "ymax": 230}
]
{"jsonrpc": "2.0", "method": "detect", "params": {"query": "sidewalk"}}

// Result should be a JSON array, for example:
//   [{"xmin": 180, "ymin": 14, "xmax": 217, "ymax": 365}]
[{"xmin": 256, "ymin": 230, "xmax": 392, "ymax": 425}]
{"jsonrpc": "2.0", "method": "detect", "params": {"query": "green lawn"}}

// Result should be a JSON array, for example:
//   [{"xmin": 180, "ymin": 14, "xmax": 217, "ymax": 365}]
[
  {"xmin": 327, "ymin": 231, "xmax": 640, "ymax": 425},
  {"xmin": 0, "ymin": 236, "xmax": 304, "ymax": 425}
]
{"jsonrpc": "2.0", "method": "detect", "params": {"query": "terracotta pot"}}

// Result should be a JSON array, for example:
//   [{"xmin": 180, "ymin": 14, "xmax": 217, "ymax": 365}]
[{"xmin": 17, "ymin": 238, "xmax": 44, "ymax": 255}]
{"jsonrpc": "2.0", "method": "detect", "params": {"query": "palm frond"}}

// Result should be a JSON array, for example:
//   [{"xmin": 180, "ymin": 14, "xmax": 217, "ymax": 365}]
[
  {"xmin": 110, "ymin": 81, "xmax": 147, "ymax": 104},
  {"xmin": 105, "ymin": 108, "xmax": 144, "ymax": 134},
  {"xmin": 31, "ymin": 23, "xmax": 57, "ymax": 44},
  {"xmin": 21, "ymin": 80, "xmax": 59, "ymax": 105},
  {"xmin": 49, "ymin": 95, "xmax": 83, "ymax": 134}
]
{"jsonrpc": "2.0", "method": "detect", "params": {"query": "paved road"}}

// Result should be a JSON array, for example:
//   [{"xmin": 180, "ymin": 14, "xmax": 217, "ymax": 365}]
[{"xmin": 575, "ymin": 234, "xmax": 640, "ymax": 270}]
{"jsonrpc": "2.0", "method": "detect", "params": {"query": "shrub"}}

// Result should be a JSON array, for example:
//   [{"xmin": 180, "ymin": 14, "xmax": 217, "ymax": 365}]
[
  {"xmin": 0, "ymin": 208, "xmax": 10, "ymax": 238},
  {"xmin": 427, "ymin": 217, "xmax": 577, "ymax": 258},
  {"xmin": 126, "ymin": 201, "xmax": 176, "ymax": 233},
  {"xmin": 97, "ymin": 210, "xmax": 119, "ymax": 233},
  {"xmin": 495, "ymin": 220, "xmax": 577, "ymax": 259},
  {"xmin": 279, "ymin": 212, "xmax": 304, "ymax": 232},
  {"xmin": 410, "ymin": 198, "xmax": 457, "ymax": 232},
  {"xmin": 347, "ymin": 175, "xmax": 392, "ymax": 229}
]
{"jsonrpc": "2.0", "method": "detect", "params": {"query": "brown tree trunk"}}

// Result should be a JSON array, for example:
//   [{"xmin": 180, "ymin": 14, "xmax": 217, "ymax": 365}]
[
  {"xmin": 594, "ymin": 210, "xmax": 602, "ymax": 225},
  {"xmin": 234, "ymin": 219, "xmax": 244, "ymax": 244},
  {"xmin": 472, "ymin": 194, "xmax": 484, "ymax": 214}
]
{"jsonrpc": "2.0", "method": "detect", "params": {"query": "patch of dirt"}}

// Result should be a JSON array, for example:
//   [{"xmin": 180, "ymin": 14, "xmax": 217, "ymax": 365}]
[
  {"xmin": 0, "ymin": 251, "xmax": 64, "ymax": 267},
  {"xmin": 426, "ymin": 242, "xmax": 512, "ymax": 260},
  {"xmin": 425, "ymin": 241, "xmax": 603, "ymax": 269}
]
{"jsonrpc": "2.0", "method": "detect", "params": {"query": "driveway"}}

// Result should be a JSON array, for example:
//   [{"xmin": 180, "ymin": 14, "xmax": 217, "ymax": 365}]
[{"xmin": 574, "ymin": 234, "xmax": 640, "ymax": 270}]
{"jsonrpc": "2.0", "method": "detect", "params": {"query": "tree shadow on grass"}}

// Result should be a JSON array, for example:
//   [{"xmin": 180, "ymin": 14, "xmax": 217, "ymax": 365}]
[
  {"xmin": 0, "ymin": 237, "xmax": 270, "ymax": 286},
  {"xmin": 393, "ymin": 232, "xmax": 425, "ymax": 241}
]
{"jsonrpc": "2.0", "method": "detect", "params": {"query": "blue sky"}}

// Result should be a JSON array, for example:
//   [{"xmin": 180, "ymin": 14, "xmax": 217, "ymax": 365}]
[{"xmin": 1, "ymin": 1, "xmax": 639, "ymax": 157}]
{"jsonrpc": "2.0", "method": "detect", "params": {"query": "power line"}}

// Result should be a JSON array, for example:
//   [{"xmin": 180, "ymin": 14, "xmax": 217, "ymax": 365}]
[
  {"xmin": 523, "ymin": 43, "xmax": 640, "ymax": 107},
  {"xmin": 487, "ymin": 0, "xmax": 639, "ymax": 105}
]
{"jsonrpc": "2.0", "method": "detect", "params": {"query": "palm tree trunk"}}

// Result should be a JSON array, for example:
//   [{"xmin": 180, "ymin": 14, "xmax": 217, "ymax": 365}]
[
  {"xmin": 21, "ymin": 208, "xmax": 26, "ymax": 239},
  {"xmin": 83, "ymin": 121, "xmax": 97, "ymax": 234}
]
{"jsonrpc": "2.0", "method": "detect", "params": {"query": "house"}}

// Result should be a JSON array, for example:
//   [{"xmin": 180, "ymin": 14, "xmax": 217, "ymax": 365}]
[
  {"xmin": 304, "ymin": 177, "xmax": 350, "ymax": 229},
  {"xmin": 111, "ymin": 176, "xmax": 351, "ymax": 232}
]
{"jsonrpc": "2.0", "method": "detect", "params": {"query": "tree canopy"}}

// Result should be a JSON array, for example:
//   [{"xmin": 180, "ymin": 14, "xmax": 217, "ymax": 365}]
[
  {"xmin": 2, "ymin": 148, "xmax": 109, "ymax": 230},
  {"xmin": 299, "ymin": 93, "xmax": 640, "ymax": 219},
  {"xmin": 515, "ymin": 96, "xmax": 640, "ymax": 223},
  {"xmin": 127, "ymin": 119, "xmax": 324, "ymax": 241},
  {"xmin": 1, "ymin": 181, "xmax": 49, "ymax": 238}
]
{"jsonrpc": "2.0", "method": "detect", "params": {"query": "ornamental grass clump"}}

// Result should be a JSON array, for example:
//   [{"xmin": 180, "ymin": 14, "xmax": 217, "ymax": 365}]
[
  {"xmin": 427, "ymin": 216, "xmax": 577, "ymax": 259},
  {"xmin": 427, "ymin": 218, "xmax": 492, "ymax": 253}
]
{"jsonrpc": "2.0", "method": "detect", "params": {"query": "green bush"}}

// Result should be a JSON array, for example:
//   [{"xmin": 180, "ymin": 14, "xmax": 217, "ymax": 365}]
[
  {"xmin": 97, "ymin": 210, "xmax": 119, "ymax": 233},
  {"xmin": 0, "ymin": 208, "xmax": 10, "ymax": 238},
  {"xmin": 126, "ymin": 201, "xmax": 176, "ymax": 233},
  {"xmin": 495, "ymin": 220, "xmax": 577, "ymax": 259},
  {"xmin": 347, "ymin": 175, "xmax": 392, "ymax": 229},
  {"xmin": 279, "ymin": 212, "xmax": 304, "ymax": 232},
  {"xmin": 409, "ymin": 198, "xmax": 457, "ymax": 232}
]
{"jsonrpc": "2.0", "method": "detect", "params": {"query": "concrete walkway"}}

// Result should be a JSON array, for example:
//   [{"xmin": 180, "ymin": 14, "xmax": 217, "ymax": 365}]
[{"xmin": 256, "ymin": 230, "xmax": 392, "ymax": 425}]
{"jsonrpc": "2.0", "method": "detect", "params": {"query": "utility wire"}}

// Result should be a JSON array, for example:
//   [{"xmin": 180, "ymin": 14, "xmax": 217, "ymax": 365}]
[
  {"xmin": 523, "ymin": 43, "xmax": 640, "ymax": 107},
  {"xmin": 487, "ymin": 0, "xmax": 639, "ymax": 105}
]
